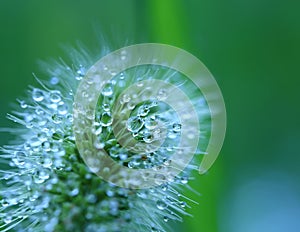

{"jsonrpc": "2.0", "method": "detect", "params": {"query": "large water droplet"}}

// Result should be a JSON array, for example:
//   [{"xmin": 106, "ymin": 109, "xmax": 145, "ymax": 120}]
[
  {"xmin": 109, "ymin": 146, "xmax": 119, "ymax": 158},
  {"xmin": 42, "ymin": 158, "xmax": 53, "ymax": 168},
  {"xmin": 100, "ymin": 112, "xmax": 113, "ymax": 127},
  {"xmin": 34, "ymin": 170, "xmax": 49, "ymax": 184},
  {"xmin": 49, "ymin": 90, "xmax": 62, "ymax": 103},
  {"xmin": 138, "ymin": 105, "xmax": 150, "ymax": 117},
  {"xmin": 52, "ymin": 114, "xmax": 63, "ymax": 124},
  {"xmin": 32, "ymin": 89, "xmax": 45, "ymax": 102},
  {"xmin": 143, "ymin": 131, "xmax": 154, "ymax": 143},
  {"xmin": 101, "ymin": 83, "xmax": 113, "ymax": 96},
  {"xmin": 102, "ymin": 103, "xmax": 110, "ymax": 112},
  {"xmin": 127, "ymin": 116, "xmax": 144, "ymax": 133},
  {"xmin": 57, "ymin": 104, "xmax": 68, "ymax": 115},
  {"xmin": 145, "ymin": 115, "xmax": 158, "ymax": 130}
]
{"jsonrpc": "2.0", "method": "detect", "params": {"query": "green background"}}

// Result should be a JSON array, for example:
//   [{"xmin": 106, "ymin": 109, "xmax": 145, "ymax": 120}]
[{"xmin": 1, "ymin": 0, "xmax": 300, "ymax": 231}]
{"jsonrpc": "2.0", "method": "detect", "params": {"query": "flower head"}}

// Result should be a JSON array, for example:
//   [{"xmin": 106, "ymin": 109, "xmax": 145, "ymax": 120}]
[{"xmin": 0, "ymin": 43, "xmax": 219, "ymax": 231}]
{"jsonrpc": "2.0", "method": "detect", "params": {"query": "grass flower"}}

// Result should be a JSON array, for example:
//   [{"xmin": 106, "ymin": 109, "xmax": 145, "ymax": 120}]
[{"xmin": 0, "ymin": 43, "xmax": 213, "ymax": 232}]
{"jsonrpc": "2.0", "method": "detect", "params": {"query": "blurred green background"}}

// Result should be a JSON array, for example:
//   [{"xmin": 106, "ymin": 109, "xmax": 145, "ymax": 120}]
[{"xmin": 1, "ymin": 0, "xmax": 300, "ymax": 231}]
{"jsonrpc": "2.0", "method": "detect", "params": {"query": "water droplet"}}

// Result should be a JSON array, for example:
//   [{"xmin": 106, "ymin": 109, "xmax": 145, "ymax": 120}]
[
  {"xmin": 109, "ymin": 146, "xmax": 121, "ymax": 159},
  {"xmin": 12, "ymin": 156, "xmax": 25, "ymax": 166},
  {"xmin": 102, "ymin": 103, "xmax": 110, "ymax": 112},
  {"xmin": 157, "ymin": 88, "xmax": 167, "ymax": 100},
  {"xmin": 143, "ymin": 131, "xmax": 154, "ymax": 143},
  {"xmin": 119, "ymin": 72, "xmax": 125, "ymax": 80},
  {"xmin": 94, "ymin": 139, "xmax": 105, "ymax": 149},
  {"xmin": 42, "ymin": 158, "xmax": 53, "ymax": 168},
  {"xmin": 34, "ymin": 170, "xmax": 49, "ymax": 184},
  {"xmin": 106, "ymin": 190, "xmax": 115, "ymax": 197},
  {"xmin": 32, "ymin": 89, "xmax": 44, "ymax": 102},
  {"xmin": 138, "ymin": 105, "xmax": 150, "ymax": 117},
  {"xmin": 180, "ymin": 201, "xmax": 186, "ymax": 208},
  {"xmin": 87, "ymin": 194, "xmax": 97, "ymax": 203},
  {"xmin": 122, "ymin": 94, "xmax": 131, "ymax": 103},
  {"xmin": 69, "ymin": 188, "xmax": 79, "ymax": 197},
  {"xmin": 180, "ymin": 176, "xmax": 189, "ymax": 184},
  {"xmin": 163, "ymin": 216, "xmax": 169, "ymax": 222},
  {"xmin": 50, "ymin": 77, "xmax": 59, "ymax": 85},
  {"xmin": 151, "ymin": 227, "xmax": 159, "ymax": 232},
  {"xmin": 100, "ymin": 112, "xmax": 113, "ymax": 127},
  {"xmin": 52, "ymin": 114, "xmax": 63, "ymax": 124},
  {"xmin": 127, "ymin": 101, "xmax": 136, "ymax": 110},
  {"xmin": 127, "ymin": 116, "xmax": 144, "ymax": 133},
  {"xmin": 4, "ymin": 215, "xmax": 12, "ymax": 224},
  {"xmin": 154, "ymin": 174, "xmax": 166, "ymax": 185},
  {"xmin": 30, "ymin": 137, "xmax": 42, "ymax": 147},
  {"xmin": 161, "ymin": 184, "xmax": 168, "ymax": 191},
  {"xmin": 20, "ymin": 101, "xmax": 28, "ymax": 109},
  {"xmin": 145, "ymin": 115, "xmax": 158, "ymax": 130},
  {"xmin": 119, "ymin": 153, "xmax": 128, "ymax": 160},
  {"xmin": 57, "ymin": 104, "xmax": 68, "ymax": 115},
  {"xmin": 77, "ymin": 66, "xmax": 85, "ymax": 76},
  {"xmin": 49, "ymin": 90, "xmax": 62, "ymax": 103},
  {"xmin": 167, "ymin": 131, "xmax": 177, "ymax": 139},
  {"xmin": 172, "ymin": 123, "xmax": 181, "ymax": 133},
  {"xmin": 101, "ymin": 83, "xmax": 113, "ymax": 96}
]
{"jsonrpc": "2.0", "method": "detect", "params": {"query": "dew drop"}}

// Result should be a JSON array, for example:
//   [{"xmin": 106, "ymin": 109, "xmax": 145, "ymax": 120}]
[
  {"xmin": 145, "ymin": 115, "xmax": 158, "ymax": 130},
  {"xmin": 50, "ymin": 77, "xmax": 59, "ymax": 85},
  {"xmin": 34, "ymin": 170, "xmax": 49, "ymax": 184},
  {"xmin": 101, "ymin": 83, "xmax": 113, "ymax": 96},
  {"xmin": 172, "ymin": 123, "xmax": 182, "ymax": 133},
  {"xmin": 127, "ymin": 116, "xmax": 144, "ymax": 133},
  {"xmin": 180, "ymin": 201, "xmax": 187, "ymax": 208},
  {"xmin": 127, "ymin": 101, "xmax": 136, "ymax": 110},
  {"xmin": 102, "ymin": 103, "xmax": 110, "ymax": 112},
  {"xmin": 119, "ymin": 72, "xmax": 125, "ymax": 80},
  {"xmin": 30, "ymin": 137, "xmax": 42, "ymax": 147},
  {"xmin": 143, "ymin": 131, "xmax": 154, "ymax": 143},
  {"xmin": 163, "ymin": 216, "xmax": 169, "ymax": 222},
  {"xmin": 4, "ymin": 215, "xmax": 12, "ymax": 224},
  {"xmin": 167, "ymin": 131, "xmax": 177, "ymax": 139},
  {"xmin": 151, "ymin": 227, "xmax": 159, "ymax": 232},
  {"xmin": 57, "ymin": 104, "xmax": 68, "ymax": 115},
  {"xmin": 42, "ymin": 158, "xmax": 53, "ymax": 168},
  {"xmin": 32, "ymin": 89, "xmax": 44, "ymax": 102},
  {"xmin": 100, "ymin": 112, "xmax": 113, "ymax": 127},
  {"xmin": 119, "ymin": 153, "xmax": 128, "ymax": 161},
  {"xmin": 52, "ymin": 114, "xmax": 63, "ymax": 124},
  {"xmin": 49, "ymin": 90, "xmax": 62, "ymax": 103},
  {"xmin": 122, "ymin": 94, "xmax": 131, "ymax": 103},
  {"xmin": 69, "ymin": 188, "xmax": 79, "ymax": 197},
  {"xmin": 138, "ymin": 105, "xmax": 150, "ymax": 117},
  {"xmin": 180, "ymin": 176, "xmax": 189, "ymax": 184},
  {"xmin": 109, "ymin": 147, "xmax": 119, "ymax": 158},
  {"xmin": 20, "ymin": 101, "xmax": 28, "ymax": 109},
  {"xmin": 157, "ymin": 88, "xmax": 167, "ymax": 100}
]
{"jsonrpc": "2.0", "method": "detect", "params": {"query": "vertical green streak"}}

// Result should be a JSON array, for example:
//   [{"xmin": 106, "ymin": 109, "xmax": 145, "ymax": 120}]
[
  {"xmin": 146, "ymin": 1, "xmax": 220, "ymax": 232},
  {"xmin": 146, "ymin": 0, "xmax": 190, "ymax": 49}
]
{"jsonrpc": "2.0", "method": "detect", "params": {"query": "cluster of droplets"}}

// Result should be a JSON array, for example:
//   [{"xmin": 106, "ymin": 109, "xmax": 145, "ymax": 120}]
[{"xmin": 0, "ymin": 49, "xmax": 209, "ymax": 232}]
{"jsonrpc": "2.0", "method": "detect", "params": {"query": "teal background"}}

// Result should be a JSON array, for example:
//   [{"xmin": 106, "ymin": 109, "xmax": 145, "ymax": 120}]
[{"xmin": 1, "ymin": 0, "xmax": 300, "ymax": 231}]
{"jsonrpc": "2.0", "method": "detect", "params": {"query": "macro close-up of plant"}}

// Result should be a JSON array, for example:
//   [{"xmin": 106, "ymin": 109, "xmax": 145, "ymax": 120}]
[
  {"xmin": 1, "ymin": 1, "xmax": 300, "ymax": 232},
  {"xmin": 0, "ymin": 41, "xmax": 225, "ymax": 231}
]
